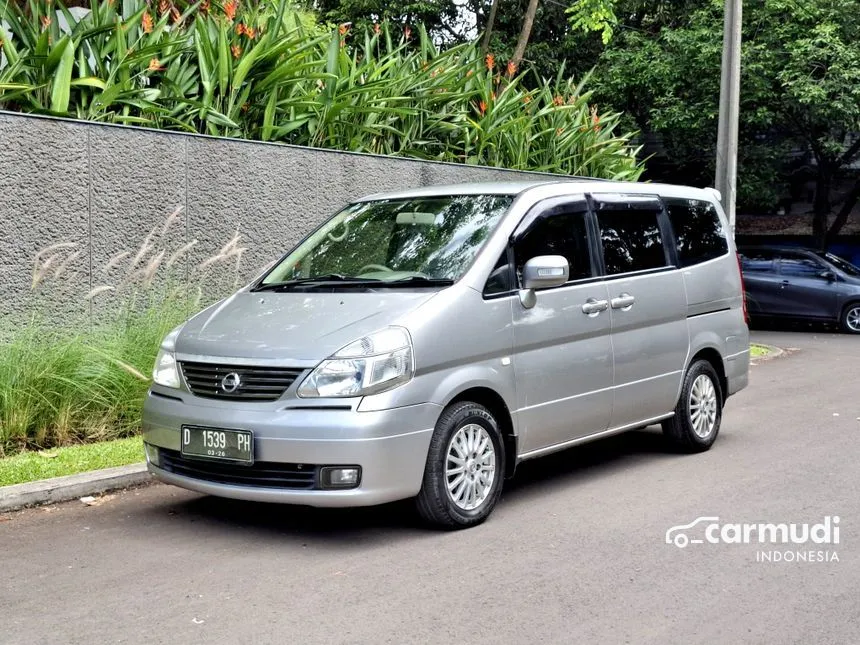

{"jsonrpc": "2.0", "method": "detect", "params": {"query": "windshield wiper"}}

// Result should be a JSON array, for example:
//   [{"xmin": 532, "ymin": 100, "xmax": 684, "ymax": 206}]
[
  {"xmin": 252, "ymin": 274, "xmax": 382, "ymax": 291},
  {"xmin": 375, "ymin": 276, "xmax": 455, "ymax": 287}
]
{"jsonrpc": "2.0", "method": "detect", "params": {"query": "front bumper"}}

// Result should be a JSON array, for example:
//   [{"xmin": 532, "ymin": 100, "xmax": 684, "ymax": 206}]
[{"xmin": 142, "ymin": 389, "xmax": 439, "ymax": 507}]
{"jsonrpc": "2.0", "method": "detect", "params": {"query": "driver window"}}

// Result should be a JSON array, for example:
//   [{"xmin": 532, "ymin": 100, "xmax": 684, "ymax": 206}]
[{"xmin": 512, "ymin": 202, "xmax": 593, "ymax": 287}]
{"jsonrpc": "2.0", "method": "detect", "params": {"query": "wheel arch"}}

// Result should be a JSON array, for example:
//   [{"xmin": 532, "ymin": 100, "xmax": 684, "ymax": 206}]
[
  {"xmin": 446, "ymin": 386, "xmax": 518, "ymax": 479},
  {"xmin": 685, "ymin": 346, "xmax": 728, "ymax": 406}
]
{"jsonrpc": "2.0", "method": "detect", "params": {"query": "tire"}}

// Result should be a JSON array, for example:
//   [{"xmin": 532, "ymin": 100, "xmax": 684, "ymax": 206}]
[
  {"xmin": 415, "ymin": 402, "xmax": 506, "ymax": 529},
  {"xmin": 841, "ymin": 302, "xmax": 860, "ymax": 334},
  {"xmin": 662, "ymin": 360, "xmax": 723, "ymax": 453}
]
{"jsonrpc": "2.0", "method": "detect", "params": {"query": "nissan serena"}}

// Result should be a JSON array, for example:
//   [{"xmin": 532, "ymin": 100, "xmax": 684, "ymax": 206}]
[{"xmin": 142, "ymin": 180, "xmax": 750, "ymax": 529}]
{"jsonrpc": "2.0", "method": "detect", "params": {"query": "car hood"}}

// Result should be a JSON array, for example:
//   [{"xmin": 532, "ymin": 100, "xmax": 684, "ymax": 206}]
[{"xmin": 175, "ymin": 289, "xmax": 439, "ymax": 362}]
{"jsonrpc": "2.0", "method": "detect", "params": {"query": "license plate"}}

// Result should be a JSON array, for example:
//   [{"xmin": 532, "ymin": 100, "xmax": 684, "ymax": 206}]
[{"xmin": 180, "ymin": 426, "xmax": 253, "ymax": 464}]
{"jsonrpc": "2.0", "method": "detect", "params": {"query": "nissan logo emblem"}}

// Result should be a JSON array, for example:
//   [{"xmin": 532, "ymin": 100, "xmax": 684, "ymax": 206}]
[{"xmin": 220, "ymin": 372, "xmax": 242, "ymax": 393}]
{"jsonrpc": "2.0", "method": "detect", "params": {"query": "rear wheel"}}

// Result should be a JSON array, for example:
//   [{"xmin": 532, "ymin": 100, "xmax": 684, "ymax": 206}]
[
  {"xmin": 841, "ymin": 303, "xmax": 860, "ymax": 334},
  {"xmin": 415, "ymin": 402, "xmax": 505, "ymax": 529},
  {"xmin": 662, "ymin": 360, "xmax": 723, "ymax": 453}
]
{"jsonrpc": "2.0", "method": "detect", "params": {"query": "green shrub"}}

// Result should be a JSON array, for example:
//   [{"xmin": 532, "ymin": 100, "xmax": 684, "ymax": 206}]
[
  {"xmin": 0, "ymin": 208, "xmax": 245, "ymax": 457},
  {"xmin": 0, "ymin": 0, "xmax": 643, "ymax": 179}
]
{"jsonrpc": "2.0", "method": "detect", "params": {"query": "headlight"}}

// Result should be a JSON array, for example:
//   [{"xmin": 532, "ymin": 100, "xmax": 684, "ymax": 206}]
[
  {"xmin": 152, "ymin": 324, "xmax": 185, "ymax": 389},
  {"xmin": 297, "ymin": 327, "xmax": 413, "ymax": 398},
  {"xmin": 152, "ymin": 349, "xmax": 181, "ymax": 388}
]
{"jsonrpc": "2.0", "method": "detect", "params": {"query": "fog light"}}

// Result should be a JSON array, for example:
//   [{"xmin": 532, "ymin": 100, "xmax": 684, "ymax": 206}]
[
  {"xmin": 144, "ymin": 442, "xmax": 161, "ymax": 468},
  {"xmin": 320, "ymin": 466, "xmax": 361, "ymax": 489}
]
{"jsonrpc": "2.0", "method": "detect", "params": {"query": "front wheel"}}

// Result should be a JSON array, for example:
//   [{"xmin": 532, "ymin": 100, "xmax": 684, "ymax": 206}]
[
  {"xmin": 415, "ymin": 402, "xmax": 505, "ymax": 529},
  {"xmin": 662, "ymin": 360, "xmax": 723, "ymax": 453},
  {"xmin": 841, "ymin": 302, "xmax": 860, "ymax": 334}
]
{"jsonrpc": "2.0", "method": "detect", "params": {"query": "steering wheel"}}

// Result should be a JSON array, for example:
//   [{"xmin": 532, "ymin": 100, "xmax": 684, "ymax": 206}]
[
  {"xmin": 359, "ymin": 263, "xmax": 394, "ymax": 274},
  {"xmin": 327, "ymin": 221, "xmax": 349, "ymax": 243}
]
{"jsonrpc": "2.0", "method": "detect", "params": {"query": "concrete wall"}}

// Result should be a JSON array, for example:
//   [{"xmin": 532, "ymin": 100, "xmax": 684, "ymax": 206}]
[{"xmin": 0, "ymin": 111, "xmax": 551, "ymax": 323}]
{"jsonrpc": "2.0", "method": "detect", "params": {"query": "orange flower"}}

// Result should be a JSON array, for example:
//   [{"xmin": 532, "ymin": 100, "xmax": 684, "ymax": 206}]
[
  {"xmin": 245, "ymin": 26, "xmax": 256, "ymax": 38},
  {"xmin": 147, "ymin": 58, "xmax": 164, "ymax": 71},
  {"xmin": 236, "ymin": 22, "xmax": 246, "ymax": 35},
  {"xmin": 41, "ymin": 15, "xmax": 52, "ymax": 29},
  {"xmin": 373, "ymin": 23, "xmax": 380, "ymax": 34},
  {"xmin": 158, "ymin": 0, "xmax": 169, "ymax": 14},
  {"xmin": 478, "ymin": 100, "xmax": 487, "ymax": 115},
  {"xmin": 485, "ymin": 53, "xmax": 495, "ymax": 70},
  {"xmin": 466, "ymin": 69, "xmax": 474, "ymax": 77},
  {"xmin": 231, "ymin": 44, "xmax": 242, "ymax": 58},
  {"xmin": 556, "ymin": 128, "xmax": 564, "ymax": 136},
  {"xmin": 552, "ymin": 95, "xmax": 564, "ymax": 106},
  {"xmin": 506, "ymin": 60, "xmax": 516, "ymax": 77},
  {"xmin": 142, "ymin": 11, "xmax": 153, "ymax": 33},
  {"xmin": 404, "ymin": 25, "xmax": 412, "ymax": 39},
  {"xmin": 338, "ymin": 23, "xmax": 350, "ymax": 36},
  {"xmin": 171, "ymin": 6, "xmax": 181, "ymax": 23},
  {"xmin": 523, "ymin": 95, "xmax": 532, "ymax": 105},
  {"xmin": 223, "ymin": 0, "xmax": 237, "ymax": 22}
]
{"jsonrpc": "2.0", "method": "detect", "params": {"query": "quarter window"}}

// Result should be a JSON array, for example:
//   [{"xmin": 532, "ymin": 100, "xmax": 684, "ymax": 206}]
[
  {"xmin": 664, "ymin": 198, "xmax": 728, "ymax": 267},
  {"xmin": 483, "ymin": 251, "xmax": 513, "ymax": 296},
  {"xmin": 513, "ymin": 201, "xmax": 593, "ymax": 285},
  {"xmin": 594, "ymin": 197, "xmax": 668, "ymax": 275}
]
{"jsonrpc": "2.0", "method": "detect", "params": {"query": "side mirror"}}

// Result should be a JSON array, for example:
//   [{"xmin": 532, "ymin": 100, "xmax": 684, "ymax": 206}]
[
  {"xmin": 523, "ymin": 255, "xmax": 569, "ymax": 290},
  {"xmin": 519, "ymin": 255, "xmax": 569, "ymax": 308},
  {"xmin": 819, "ymin": 270, "xmax": 836, "ymax": 281}
]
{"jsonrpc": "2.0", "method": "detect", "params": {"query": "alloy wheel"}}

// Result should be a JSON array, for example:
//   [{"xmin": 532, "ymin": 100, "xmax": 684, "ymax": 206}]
[
  {"xmin": 689, "ymin": 374, "xmax": 718, "ymax": 439},
  {"xmin": 445, "ymin": 423, "xmax": 496, "ymax": 511}
]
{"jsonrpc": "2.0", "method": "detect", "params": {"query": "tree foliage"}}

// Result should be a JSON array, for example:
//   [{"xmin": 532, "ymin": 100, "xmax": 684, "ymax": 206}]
[
  {"xmin": 0, "ymin": 0, "xmax": 643, "ymax": 179},
  {"xmin": 589, "ymin": 0, "xmax": 860, "ymax": 241}
]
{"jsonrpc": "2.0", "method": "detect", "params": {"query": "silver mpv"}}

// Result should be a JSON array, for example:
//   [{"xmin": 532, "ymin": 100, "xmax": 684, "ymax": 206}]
[{"xmin": 143, "ymin": 180, "xmax": 750, "ymax": 529}]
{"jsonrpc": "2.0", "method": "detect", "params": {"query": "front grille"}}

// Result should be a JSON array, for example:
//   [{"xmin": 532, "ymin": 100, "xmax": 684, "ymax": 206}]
[
  {"xmin": 159, "ymin": 449, "xmax": 318, "ymax": 489},
  {"xmin": 179, "ymin": 361, "xmax": 304, "ymax": 401}
]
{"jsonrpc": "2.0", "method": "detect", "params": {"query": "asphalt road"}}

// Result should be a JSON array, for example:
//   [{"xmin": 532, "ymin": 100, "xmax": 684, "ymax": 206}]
[{"xmin": 2, "ymin": 329, "xmax": 859, "ymax": 645}]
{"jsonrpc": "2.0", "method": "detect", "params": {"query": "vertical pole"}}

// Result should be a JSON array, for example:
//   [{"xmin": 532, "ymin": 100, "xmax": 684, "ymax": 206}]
[{"xmin": 715, "ymin": 0, "xmax": 742, "ymax": 237}]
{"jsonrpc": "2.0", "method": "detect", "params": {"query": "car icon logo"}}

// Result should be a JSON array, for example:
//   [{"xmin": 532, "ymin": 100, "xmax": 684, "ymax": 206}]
[
  {"xmin": 665, "ymin": 516, "xmax": 720, "ymax": 548},
  {"xmin": 220, "ymin": 372, "xmax": 242, "ymax": 394}
]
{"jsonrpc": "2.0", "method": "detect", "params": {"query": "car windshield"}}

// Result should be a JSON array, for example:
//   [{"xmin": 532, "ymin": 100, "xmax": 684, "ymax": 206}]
[
  {"xmin": 819, "ymin": 252, "xmax": 860, "ymax": 277},
  {"xmin": 258, "ymin": 194, "xmax": 513, "ymax": 288}
]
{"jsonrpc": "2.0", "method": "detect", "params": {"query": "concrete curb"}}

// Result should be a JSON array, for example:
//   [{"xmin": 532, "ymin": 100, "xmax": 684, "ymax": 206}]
[
  {"xmin": 0, "ymin": 463, "xmax": 151, "ymax": 513},
  {"xmin": 750, "ymin": 343, "xmax": 786, "ymax": 364}
]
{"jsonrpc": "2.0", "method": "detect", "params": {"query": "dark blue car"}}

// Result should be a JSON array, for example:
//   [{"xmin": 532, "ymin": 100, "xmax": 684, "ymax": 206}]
[{"xmin": 738, "ymin": 245, "xmax": 860, "ymax": 334}]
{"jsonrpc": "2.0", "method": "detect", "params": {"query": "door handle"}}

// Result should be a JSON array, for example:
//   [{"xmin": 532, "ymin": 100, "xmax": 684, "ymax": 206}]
[
  {"xmin": 610, "ymin": 293, "xmax": 636, "ymax": 310},
  {"xmin": 581, "ymin": 298, "xmax": 609, "ymax": 315}
]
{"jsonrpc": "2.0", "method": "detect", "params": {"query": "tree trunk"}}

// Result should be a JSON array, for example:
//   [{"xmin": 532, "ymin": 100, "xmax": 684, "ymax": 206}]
[
  {"xmin": 480, "ymin": 0, "xmax": 501, "ymax": 55},
  {"xmin": 825, "ymin": 178, "xmax": 860, "ymax": 247},
  {"xmin": 812, "ymin": 167, "xmax": 832, "ymax": 250},
  {"xmin": 511, "ymin": 0, "xmax": 540, "ymax": 70}
]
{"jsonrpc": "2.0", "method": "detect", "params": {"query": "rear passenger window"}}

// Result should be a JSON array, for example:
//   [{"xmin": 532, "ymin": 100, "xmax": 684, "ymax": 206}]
[
  {"xmin": 513, "ymin": 201, "xmax": 593, "ymax": 284},
  {"xmin": 594, "ymin": 196, "xmax": 668, "ymax": 275},
  {"xmin": 664, "ymin": 198, "xmax": 728, "ymax": 267},
  {"xmin": 740, "ymin": 250, "xmax": 776, "ymax": 272},
  {"xmin": 780, "ymin": 256, "xmax": 823, "ymax": 277}
]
